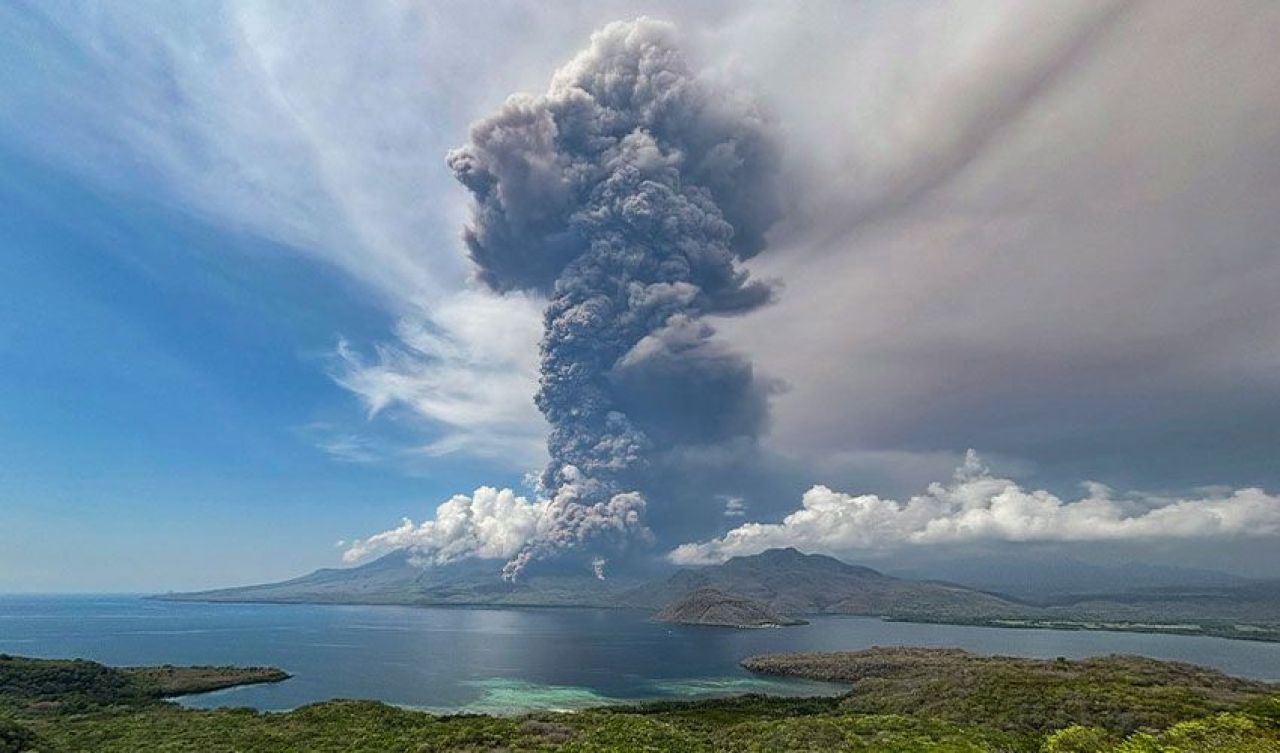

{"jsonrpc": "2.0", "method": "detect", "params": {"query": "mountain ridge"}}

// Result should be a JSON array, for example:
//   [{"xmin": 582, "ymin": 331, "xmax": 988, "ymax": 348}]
[
  {"xmin": 157, "ymin": 547, "xmax": 1280, "ymax": 641},
  {"xmin": 161, "ymin": 546, "xmax": 1022, "ymax": 620},
  {"xmin": 620, "ymin": 547, "xmax": 1021, "ymax": 619}
]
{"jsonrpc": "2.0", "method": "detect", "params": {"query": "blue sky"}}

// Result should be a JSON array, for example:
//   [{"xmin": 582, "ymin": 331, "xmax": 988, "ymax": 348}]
[
  {"xmin": 3, "ymin": 1, "xmax": 1279, "ymax": 590},
  {"xmin": 0, "ymin": 146, "xmax": 529, "ymax": 591},
  {"xmin": 0, "ymin": 1, "xmax": 551, "ymax": 590}
]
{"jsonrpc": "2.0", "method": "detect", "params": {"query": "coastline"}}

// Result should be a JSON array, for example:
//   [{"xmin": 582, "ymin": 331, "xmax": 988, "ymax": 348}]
[{"xmin": 151, "ymin": 593, "xmax": 1280, "ymax": 644}]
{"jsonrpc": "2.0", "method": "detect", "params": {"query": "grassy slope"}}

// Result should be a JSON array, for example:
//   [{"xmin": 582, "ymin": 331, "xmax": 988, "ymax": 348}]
[{"xmin": 1, "ymin": 651, "xmax": 1278, "ymax": 752}]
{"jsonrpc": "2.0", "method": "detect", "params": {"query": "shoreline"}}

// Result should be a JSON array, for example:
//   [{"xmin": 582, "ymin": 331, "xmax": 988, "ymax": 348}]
[
  {"xmin": 150, "ymin": 593, "xmax": 1280, "ymax": 644},
  {"xmin": 6, "ymin": 649, "xmax": 1277, "ymax": 751}
]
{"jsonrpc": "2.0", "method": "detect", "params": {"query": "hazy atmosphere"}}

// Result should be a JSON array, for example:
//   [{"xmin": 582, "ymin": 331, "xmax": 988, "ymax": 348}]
[{"xmin": 4, "ymin": 0, "xmax": 1279, "ymax": 591}]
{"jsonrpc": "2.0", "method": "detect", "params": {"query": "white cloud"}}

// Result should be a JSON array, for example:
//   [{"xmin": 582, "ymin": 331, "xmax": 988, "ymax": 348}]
[
  {"xmin": 721, "ymin": 496, "xmax": 747, "ymax": 517},
  {"xmin": 343, "ymin": 486, "xmax": 547, "ymax": 565},
  {"xmin": 298, "ymin": 423, "xmax": 389, "ymax": 465},
  {"xmin": 0, "ymin": 1, "xmax": 493, "ymax": 305},
  {"xmin": 670, "ymin": 451, "xmax": 1280, "ymax": 565},
  {"xmin": 331, "ymin": 289, "xmax": 547, "ymax": 466},
  {"xmin": 343, "ymin": 468, "xmax": 650, "ymax": 572}
]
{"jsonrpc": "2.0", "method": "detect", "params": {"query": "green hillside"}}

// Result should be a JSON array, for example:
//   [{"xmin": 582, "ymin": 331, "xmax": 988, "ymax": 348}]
[{"xmin": 2, "ymin": 650, "xmax": 1277, "ymax": 752}]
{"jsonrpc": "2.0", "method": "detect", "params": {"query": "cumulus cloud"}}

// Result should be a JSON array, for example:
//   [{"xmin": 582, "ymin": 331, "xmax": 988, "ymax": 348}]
[
  {"xmin": 343, "ymin": 486, "xmax": 545, "ymax": 564},
  {"xmin": 343, "ymin": 467, "xmax": 650, "ymax": 570},
  {"xmin": 669, "ymin": 451, "xmax": 1280, "ymax": 565}
]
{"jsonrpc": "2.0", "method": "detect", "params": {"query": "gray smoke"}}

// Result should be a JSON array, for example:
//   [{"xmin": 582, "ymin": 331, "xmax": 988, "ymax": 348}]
[{"xmin": 447, "ymin": 18, "xmax": 782, "ymax": 578}]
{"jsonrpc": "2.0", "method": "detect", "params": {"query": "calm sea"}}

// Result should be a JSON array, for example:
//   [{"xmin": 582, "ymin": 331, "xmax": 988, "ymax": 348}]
[{"xmin": 2, "ymin": 595, "xmax": 1278, "ymax": 714}]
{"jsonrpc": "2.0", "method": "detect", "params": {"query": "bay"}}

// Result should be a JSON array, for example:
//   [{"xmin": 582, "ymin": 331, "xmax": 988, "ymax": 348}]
[{"xmin": 2, "ymin": 595, "xmax": 1278, "ymax": 714}]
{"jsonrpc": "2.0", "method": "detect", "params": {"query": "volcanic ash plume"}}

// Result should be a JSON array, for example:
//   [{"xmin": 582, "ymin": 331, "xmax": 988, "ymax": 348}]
[{"xmin": 447, "ymin": 18, "xmax": 782, "ymax": 579}]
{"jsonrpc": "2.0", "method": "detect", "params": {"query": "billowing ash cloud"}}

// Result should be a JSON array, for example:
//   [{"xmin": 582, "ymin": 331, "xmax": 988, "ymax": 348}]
[
  {"xmin": 341, "ymin": 480, "xmax": 649, "ymax": 572},
  {"xmin": 670, "ymin": 452, "xmax": 1280, "ymax": 564},
  {"xmin": 439, "ymin": 18, "xmax": 782, "ymax": 578}
]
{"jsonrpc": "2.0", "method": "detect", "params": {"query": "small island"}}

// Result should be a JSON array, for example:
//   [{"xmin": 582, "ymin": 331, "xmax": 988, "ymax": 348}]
[
  {"xmin": 654, "ymin": 588, "xmax": 807, "ymax": 628},
  {"xmin": 124, "ymin": 664, "xmax": 291, "ymax": 698},
  {"xmin": 0, "ymin": 654, "xmax": 289, "ymax": 713}
]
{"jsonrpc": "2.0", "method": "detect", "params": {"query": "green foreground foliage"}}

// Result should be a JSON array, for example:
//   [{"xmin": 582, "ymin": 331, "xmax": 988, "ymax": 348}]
[
  {"xmin": 0, "ymin": 654, "xmax": 287, "ymax": 713},
  {"xmin": 743, "ymin": 647, "xmax": 1275, "ymax": 733},
  {"xmin": 1, "ymin": 652, "xmax": 1277, "ymax": 752}
]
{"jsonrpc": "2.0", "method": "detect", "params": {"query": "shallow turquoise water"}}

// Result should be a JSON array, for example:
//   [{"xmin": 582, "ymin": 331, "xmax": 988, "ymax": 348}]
[{"xmin": 1, "ymin": 595, "xmax": 1278, "ymax": 713}]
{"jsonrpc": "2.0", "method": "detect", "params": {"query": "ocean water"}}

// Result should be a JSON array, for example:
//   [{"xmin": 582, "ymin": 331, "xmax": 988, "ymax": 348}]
[{"xmin": 2, "ymin": 595, "xmax": 1278, "ymax": 713}]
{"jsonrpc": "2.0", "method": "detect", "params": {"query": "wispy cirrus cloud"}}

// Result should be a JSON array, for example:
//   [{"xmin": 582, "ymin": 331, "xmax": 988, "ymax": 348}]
[
  {"xmin": 721, "ymin": 496, "xmax": 747, "ymax": 518},
  {"xmin": 0, "ymin": 1, "xmax": 478, "ymax": 305},
  {"xmin": 330, "ymin": 290, "xmax": 547, "ymax": 467}
]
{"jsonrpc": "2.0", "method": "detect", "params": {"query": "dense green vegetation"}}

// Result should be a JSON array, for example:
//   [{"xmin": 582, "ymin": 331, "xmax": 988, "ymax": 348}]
[
  {"xmin": 1, "ymin": 651, "xmax": 1277, "ymax": 751},
  {"xmin": 0, "ymin": 654, "xmax": 287, "ymax": 712},
  {"xmin": 890, "ymin": 614, "xmax": 1280, "ymax": 644},
  {"xmin": 742, "ymin": 647, "xmax": 1274, "ymax": 734},
  {"xmin": 123, "ymin": 665, "xmax": 290, "ymax": 697},
  {"xmin": 0, "ymin": 717, "xmax": 42, "ymax": 753}
]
